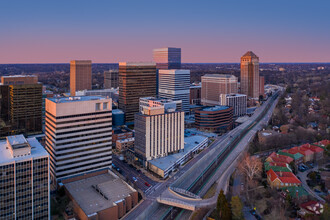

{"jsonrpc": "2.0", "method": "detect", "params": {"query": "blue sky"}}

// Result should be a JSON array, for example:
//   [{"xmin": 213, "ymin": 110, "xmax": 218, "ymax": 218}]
[{"xmin": 0, "ymin": 0, "xmax": 329, "ymax": 63}]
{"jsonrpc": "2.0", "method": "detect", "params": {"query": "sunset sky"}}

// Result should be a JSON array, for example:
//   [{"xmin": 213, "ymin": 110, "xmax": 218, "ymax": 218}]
[{"xmin": 1, "ymin": 0, "xmax": 329, "ymax": 63}]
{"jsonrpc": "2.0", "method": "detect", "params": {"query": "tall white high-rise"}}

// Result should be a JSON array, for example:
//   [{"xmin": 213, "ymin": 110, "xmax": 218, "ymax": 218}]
[
  {"xmin": 45, "ymin": 96, "xmax": 112, "ymax": 183},
  {"xmin": 158, "ymin": 69, "xmax": 190, "ymax": 113},
  {"xmin": 220, "ymin": 94, "xmax": 247, "ymax": 117},
  {"xmin": 135, "ymin": 97, "xmax": 184, "ymax": 163},
  {"xmin": 0, "ymin": 135, "xmax": 50, "ymax": 219}
]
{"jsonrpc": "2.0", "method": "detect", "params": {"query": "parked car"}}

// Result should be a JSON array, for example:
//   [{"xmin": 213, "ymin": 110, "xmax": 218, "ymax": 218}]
[
  {"xmin": 132, "ymin": 177, "xmax": 137, "ymax": 182},
  {"xmin": 145, "ymin": 182, "xmax": 151, "ymax": 187}
]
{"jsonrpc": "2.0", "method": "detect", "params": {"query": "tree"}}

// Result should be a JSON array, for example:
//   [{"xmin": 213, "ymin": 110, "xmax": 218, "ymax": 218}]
[
  {"xmin": 221, "ymin": 201, "xmax": 232, "ymax": 220},
  {"xmin": 238, "ymin": 153, "xmax": 263, "ymax": 188},
  {"xmin": 231, "ymin": 196, "xmax": 244, "ymax": 220},
  {"xmin": 216, "ymin": 189, "xmax": 227, "ymax": 219},
  {"xmin": 320, "ymin": 203, "xmax": 330, "ymax": 220}
]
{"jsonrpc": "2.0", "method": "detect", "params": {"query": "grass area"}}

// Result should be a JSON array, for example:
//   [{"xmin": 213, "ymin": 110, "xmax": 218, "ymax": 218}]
[{"xmin": 202, "ymin": 182, "xmax": 217, "ymax": 199}]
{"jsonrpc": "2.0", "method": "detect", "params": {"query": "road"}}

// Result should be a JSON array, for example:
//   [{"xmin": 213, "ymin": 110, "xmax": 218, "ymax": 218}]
[
  {"xmin": 112, "ymin": 156, "xmax": 158, "ymax": 192},
  {"xmin": 296, "ymin": 165, "xmax": 325, "ymax": 202},
  {"xmin": 123, "ymin": 90, "xmax": 281, "ymax": 220}
]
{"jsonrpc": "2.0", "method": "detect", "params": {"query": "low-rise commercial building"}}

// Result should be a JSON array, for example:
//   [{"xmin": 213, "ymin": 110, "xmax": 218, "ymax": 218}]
[
  {"xmin": 116, "ymin": 137, "xmax": 134, "ymax": 152},
  {"xmin": 64, "ymin": 169, "xmax": 138, "ymax": 220},
  {"xmin": 112, "ymin": 126, "xmax": 133, "ymax": 147},
  {"xmin": 147, "ymin": 135, "xmax": 208, "ymax": 178},
  {"xmin": 195, "ymin": 106, "xmax": 233, "ymax": 132}
]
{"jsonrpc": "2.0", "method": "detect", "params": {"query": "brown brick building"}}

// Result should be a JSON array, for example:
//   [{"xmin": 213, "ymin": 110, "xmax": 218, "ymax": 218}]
[
  {"xmin": 70, "ymin": 60, "xmax": 92, "ymax": 96},
  {"xmin": 64, "ymin": 170, "xmax": 138, "ymax": 220}
]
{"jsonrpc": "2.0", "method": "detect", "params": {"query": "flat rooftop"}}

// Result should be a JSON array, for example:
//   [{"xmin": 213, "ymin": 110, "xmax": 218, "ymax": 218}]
[
  {"xmin": 65, "ymin": 172, "xmax": 136, "ymax": 216},
  {"xmin": 225, "ymin": 93, "xmax": 246, "ymax": 97},
  {"xmin": 202, "ymin": 74, "xmax": 236, "ymax": 78},
  {"xmin": 113, "ymin": 126, "xmax": 132, "ymax": 134},
  {"xmin": 7, "ymin": 134, "xmax": 27, "ymax": 146},
  {"xmin": 148, "ymin": 135, "xmax": 208, "ymax": 171},
  {"xmin": 202, "ymin": 105, "xmax": 230, "ymax": 111},
  {"xmin": 48, "ymin": 96, "xmax": 107, "ymax": 103},
  {"xmin": 1, "ymin": 75, "xmax": 37, "ymax": 78},
  {"xmin": 0, "ymin": 137, "xmax": 48, "ymax": 164}
]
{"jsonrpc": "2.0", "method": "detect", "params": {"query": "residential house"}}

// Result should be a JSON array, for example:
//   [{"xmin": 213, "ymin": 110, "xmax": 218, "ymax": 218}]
[
  {"xmin": 300, "ymin": 143, "xmax": 324, "ymax": 161},
  {"xmin": 278, "ymin": 149, "xmax": 303, "ymax": 165},
  {"xmin": 264, "ymin": 161, "xmax": 292, "ymax": 172},
  {"xmin": 266, "ymin": 152, "xmax": 294, "ymax": 164},
  {"xmin": 267, "ymin": 169, "xmax": 301, "ymax": 189}
]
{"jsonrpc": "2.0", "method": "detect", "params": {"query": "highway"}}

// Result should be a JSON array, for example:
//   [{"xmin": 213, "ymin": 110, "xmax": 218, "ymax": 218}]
[{"xmin": 123, "ymin": 90, "xmax": 281, "ymax": 220}]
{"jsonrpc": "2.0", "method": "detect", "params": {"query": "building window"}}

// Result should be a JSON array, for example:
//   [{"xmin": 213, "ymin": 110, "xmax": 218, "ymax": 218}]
[
  {"xmin": 103, "ymin": 102, "xmax": 108, "ymax": 110},
  {"xmin": 95, "ymin": 103, "xmax": 101, "ymax": 111}
]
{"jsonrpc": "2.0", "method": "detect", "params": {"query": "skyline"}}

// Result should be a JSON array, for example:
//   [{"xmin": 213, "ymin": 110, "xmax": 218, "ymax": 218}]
[{"xmin": 1, "ymin": 0, "xmax": 330, "ymax": 64}]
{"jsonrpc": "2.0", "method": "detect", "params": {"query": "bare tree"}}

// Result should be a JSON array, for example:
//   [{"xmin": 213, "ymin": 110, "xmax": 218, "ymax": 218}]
[{"xmin": 238, "ymin": 153, "xmax": 263, "ymax": 187}]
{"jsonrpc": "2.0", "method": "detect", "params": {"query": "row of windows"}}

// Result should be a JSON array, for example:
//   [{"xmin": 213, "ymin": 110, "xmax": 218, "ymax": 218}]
[
  {"xmin": 46, "ymin": 119, "xmax": 111, "ymax": 131},
  {"xmin": 56, "ymin": 152, "xmax": 112, "ymax": 167},
  {"xmin": 46, "ymin": 110, "xmax": 112, "ymax": 120},
  {"xmin": 47, "ymin": 115, "xmax": 112, "ymax": 126},
  {"xmin": 56, "ymin": 162, "xmax": 111, "ymax": 179},
  {"xmin": 46, "ymin": 124, "xmax": 112, "ymax": 137}
]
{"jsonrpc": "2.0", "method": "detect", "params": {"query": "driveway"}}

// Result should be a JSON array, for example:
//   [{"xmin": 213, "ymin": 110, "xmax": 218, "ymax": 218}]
[{"xmin": 296, "ymin": 165, "xmax": 325, "ymax": 202}]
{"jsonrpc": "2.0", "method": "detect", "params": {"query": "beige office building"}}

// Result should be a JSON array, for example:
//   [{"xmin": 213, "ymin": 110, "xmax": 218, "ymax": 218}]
[
  {"xmin": 45, "ymin": 96, "xmax": 112, "ymax": 183},
  {"xmin": 240, "ymin": 51, "xmax": 260, "ymax": 98},
  {"xmin": 201, "ymin": 74, "xmax": 238, "ymax": 106},
  {"xmin": 70, "ymin": 60, "xmax": 92, "ymax": 96},
  {"xmin": 134, "ymin": 97, "xmax": 184, "ymax": 162}
]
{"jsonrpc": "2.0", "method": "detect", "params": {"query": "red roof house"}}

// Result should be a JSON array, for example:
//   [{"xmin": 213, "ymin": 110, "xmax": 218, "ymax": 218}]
[
  {"xmin": 267, "ymin": 169, "xmax": 301, "ymax": 188},
  {"xmin": 266, "ymin": 152, "xmax": 293, "ymax": 164}
]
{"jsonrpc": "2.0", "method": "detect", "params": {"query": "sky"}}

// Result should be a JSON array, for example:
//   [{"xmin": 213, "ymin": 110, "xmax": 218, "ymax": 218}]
[{"xmin": 0, "ymin": 0, "xmax": 330, "ymax": 63}]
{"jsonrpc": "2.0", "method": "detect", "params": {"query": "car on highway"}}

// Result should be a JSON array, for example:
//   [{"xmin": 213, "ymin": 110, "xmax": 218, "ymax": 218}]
[
  {"xmin": 145, "ymin": 182, "xmax": 151, "ymax": 187},
  {"xmin": 132, "ymin": 177, "xmax": 137, "ymax": 182}
]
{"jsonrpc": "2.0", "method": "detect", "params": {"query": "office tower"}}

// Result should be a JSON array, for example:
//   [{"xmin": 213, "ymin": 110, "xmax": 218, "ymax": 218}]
[
  {"xmin": 158, "ymin": 69, "xmax": 190, "ymax": 113},
  {"xmin": 135, "ymin": 97, "xmax": 184, "ymax": 163},
  {"xmin": 153, "ymin": 47, "xmax": 181, "ymax": 95},
  {"xmin": 240, "ymin": 51, "xmax": 260, "ymax": 98},
  {"xmin": 45, "ymin": 96, "xmax": 112, "ymax": 183},
  {"xmin": 70, "ymin": 60, "xmax": 92, "ymax": 96},
  {"xmin": 104, "ymin": 70, "xmax": 119, "ymax": 89},
  {"xmin": 153, "ymin": 47, "xmax": 181, "ymax": 69},
  {"xmin": 0, "ymin": 75, "xmax": 42, "ymax": 138},
  {"xmin": 220, "ymin": 94, "xmax": 247, "ymax": 117},
  {"xmin": 0, "ymin": 135, "xmax": 49, "ymax": 219},
  {"xmin": 259, "ymin": 76, "xmax": 265, "ymax": 97},
  {"xmin": 118, "ymin": 62, "xmax": 157, "ymax": 123},
  {"xmin": 201, "ymin": 74, "xmax": 238, "ymax": 106}
]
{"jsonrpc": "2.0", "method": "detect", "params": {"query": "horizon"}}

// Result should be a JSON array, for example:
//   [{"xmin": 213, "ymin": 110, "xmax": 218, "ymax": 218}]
[{"xmin": 1, "ymin": 0, "xmax": 330, "ymax": 63}]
